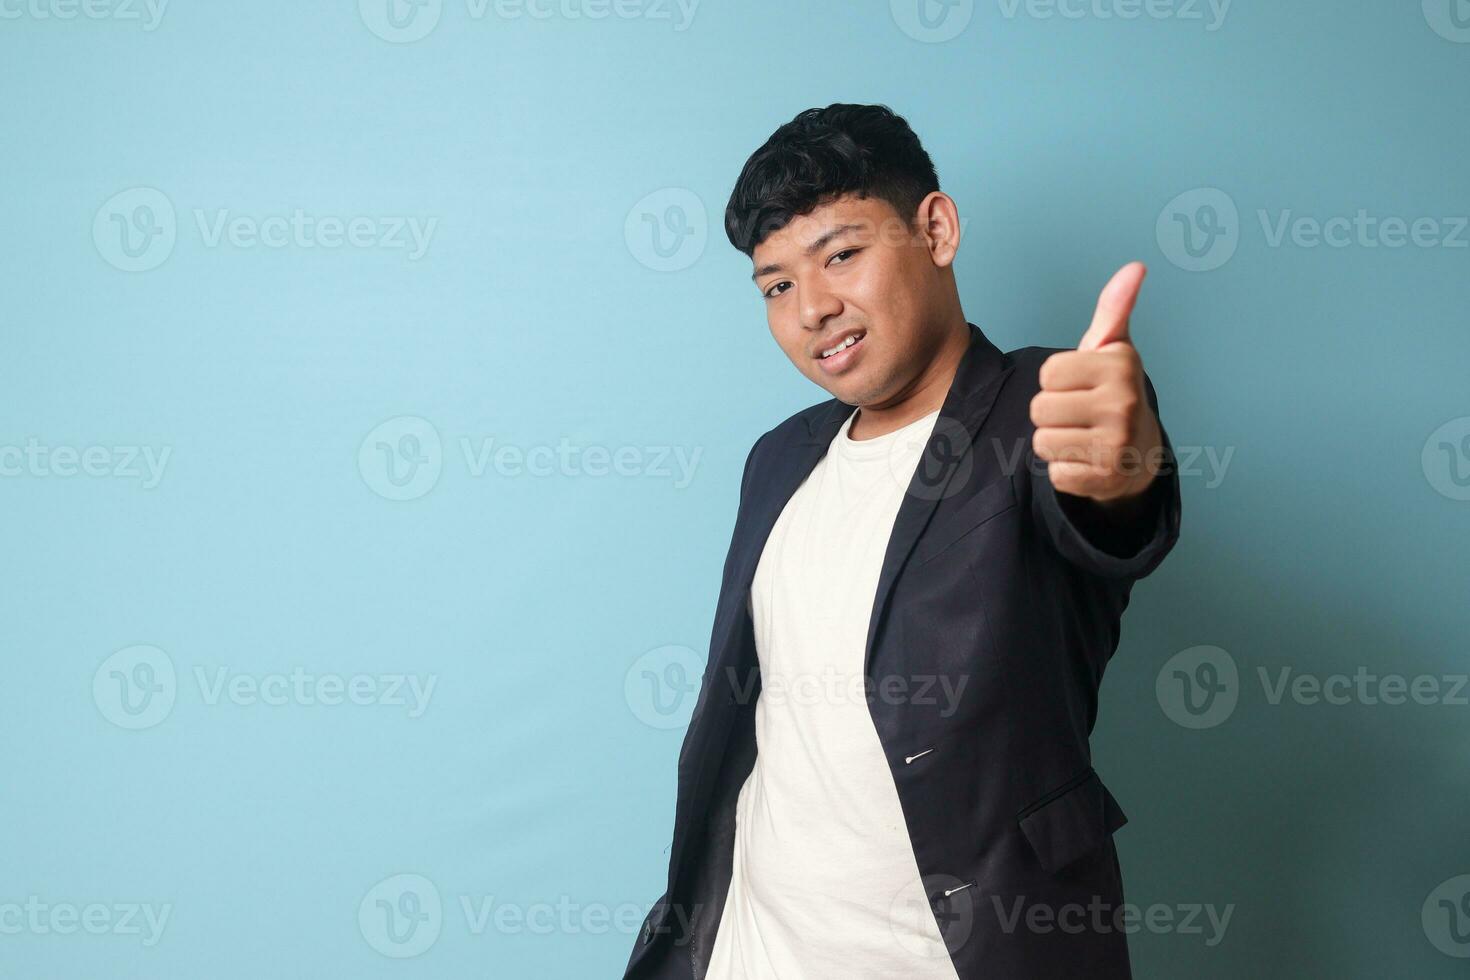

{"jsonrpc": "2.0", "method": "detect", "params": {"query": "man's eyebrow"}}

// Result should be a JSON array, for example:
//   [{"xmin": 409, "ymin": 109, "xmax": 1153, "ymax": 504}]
[{"xmin": 750, "ymin": 223, "xmax": 865, "ymax": 282}]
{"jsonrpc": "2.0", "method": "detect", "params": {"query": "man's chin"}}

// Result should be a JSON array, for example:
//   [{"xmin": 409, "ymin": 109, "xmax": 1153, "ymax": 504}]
[{"xmin": 815, "ymin": 378, "xmax": 860, "ymax": 404}]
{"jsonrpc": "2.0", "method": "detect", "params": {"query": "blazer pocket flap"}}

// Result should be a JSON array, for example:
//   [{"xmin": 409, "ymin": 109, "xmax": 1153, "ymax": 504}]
[
  {"xmin": 915, "ymin": 475, "xmax": 1018, "ymax": 564},
  {"xmin": 1017, "ymin": 769, "xmax": 1128, "ymax": 873}
]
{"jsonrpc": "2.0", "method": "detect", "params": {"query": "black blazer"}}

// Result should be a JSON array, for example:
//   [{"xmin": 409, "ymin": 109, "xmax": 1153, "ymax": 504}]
[{"xmin": 623, "ymin": 323, "xmax": 1183, "ymax": 980}]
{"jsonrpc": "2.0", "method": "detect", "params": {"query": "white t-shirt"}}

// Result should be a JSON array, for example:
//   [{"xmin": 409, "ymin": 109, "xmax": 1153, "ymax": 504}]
[{"xmin": 706, "ymin": 405, "xmax": 961, "ymax": 980}]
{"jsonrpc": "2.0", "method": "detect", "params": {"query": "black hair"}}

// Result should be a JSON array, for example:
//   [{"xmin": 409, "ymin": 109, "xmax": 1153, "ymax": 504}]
[{"xmin": 723, "ymin": 103, "xmax": 941, "ymax": 257}]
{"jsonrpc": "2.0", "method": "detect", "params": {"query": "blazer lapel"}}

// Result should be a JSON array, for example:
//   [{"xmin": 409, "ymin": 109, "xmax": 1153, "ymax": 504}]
[{"xmin": 862, "ymin": 325, "xmax": 1013, "ymax": 678}]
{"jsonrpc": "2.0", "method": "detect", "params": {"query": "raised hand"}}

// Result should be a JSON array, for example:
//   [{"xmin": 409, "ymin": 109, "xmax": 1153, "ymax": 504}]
[{"xmin": 1029, "ymin": 262, "xmax": 1165, "ymax": 505}]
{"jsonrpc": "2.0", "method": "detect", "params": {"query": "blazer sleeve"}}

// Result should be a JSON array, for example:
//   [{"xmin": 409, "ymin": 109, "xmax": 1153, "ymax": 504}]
[
  {"xmin": 1028, "ymin": 369, "xmax": 1182, "ymax": 581},
  {"xmin": 680, "ymin": 430, "xmax": 768, "ymax": 770},
  {"xmin": 715, "ymin": 430, "xmax": 768, "ymax": 609}
]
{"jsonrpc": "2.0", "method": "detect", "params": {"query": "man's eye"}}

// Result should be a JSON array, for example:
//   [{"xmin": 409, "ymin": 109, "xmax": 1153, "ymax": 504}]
[
  {"xmin": 829, "ymin": 248, "xmax": 859, "ymax": 265},
  {"xmin": 764, "ymin": 282, "xmax": 790, "ymax": 299}
]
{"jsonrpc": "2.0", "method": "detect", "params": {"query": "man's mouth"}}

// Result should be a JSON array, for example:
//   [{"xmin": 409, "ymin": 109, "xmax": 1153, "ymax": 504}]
[
  {"xmin": 819, "ymin": 332, "xmax": 865, "ymax": 359},
  {"xmin": 814, "ymin": 330, "xmax": 867, "ymax": 374}
]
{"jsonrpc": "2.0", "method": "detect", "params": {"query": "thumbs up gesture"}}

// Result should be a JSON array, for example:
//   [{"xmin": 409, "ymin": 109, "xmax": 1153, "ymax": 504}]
[{"xmin": 1029, "ymin": 262, "xmax": 1165, "ymax": 507}]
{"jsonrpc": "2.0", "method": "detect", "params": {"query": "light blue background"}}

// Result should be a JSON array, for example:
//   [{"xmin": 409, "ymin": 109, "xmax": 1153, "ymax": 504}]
[{"xmin": 2, "ymin": 1, "xmax": 1468, "ymax": 977}]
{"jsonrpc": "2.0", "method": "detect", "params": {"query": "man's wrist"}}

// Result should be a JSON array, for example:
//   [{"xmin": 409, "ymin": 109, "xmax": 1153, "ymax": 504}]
[{"xmin": 1056, "ymin": 476, "xmax": 1164, "ymax": 559}]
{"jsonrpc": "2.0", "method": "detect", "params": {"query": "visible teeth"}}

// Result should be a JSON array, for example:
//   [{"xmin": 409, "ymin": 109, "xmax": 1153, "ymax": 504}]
[{"xmin": 822, "ymin": 334, "xmax": 860, "ymax": 358}]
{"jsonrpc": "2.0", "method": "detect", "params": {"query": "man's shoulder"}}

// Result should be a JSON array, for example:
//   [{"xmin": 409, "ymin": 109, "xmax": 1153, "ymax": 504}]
[
  {"xmin": 1002, "ymin": 343, "xmax": 1064, "ymax": 390},
  {"xmin": 728, "ymin": 400, "xmax": 841, "ymax": 500},
  {"xmin": 749, "ymin": 394, "xmax": 857, "ymax": 456},
  {"xmin": 1006, "ymin": 342, "xmax": 1068, "ymax": 362},
  {"xmin": 767, "ymin": 397, "xmax": 844, "ymax": 441}
]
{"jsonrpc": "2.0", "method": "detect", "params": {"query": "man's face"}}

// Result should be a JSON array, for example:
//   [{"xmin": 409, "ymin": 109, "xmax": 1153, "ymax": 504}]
[{"xmin": 750, "ymin": 192, "xmax": 951, "ymax": 408}]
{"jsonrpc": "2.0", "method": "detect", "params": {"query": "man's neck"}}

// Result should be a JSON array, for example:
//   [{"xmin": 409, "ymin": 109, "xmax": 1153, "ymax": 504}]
[{"xmin": 847, "ymin": 321, "xmax": 972, "ymax": 441}]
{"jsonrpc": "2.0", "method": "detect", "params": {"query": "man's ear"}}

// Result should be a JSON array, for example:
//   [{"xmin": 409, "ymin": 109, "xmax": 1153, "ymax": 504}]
[{"xmin": 914, "ymin": 191, "xmax": 962, "ymax": 268}]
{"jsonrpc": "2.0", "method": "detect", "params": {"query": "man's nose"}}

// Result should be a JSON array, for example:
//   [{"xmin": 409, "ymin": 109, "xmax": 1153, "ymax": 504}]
[{"xmin": 799, "ymin": 280, "xmax": 843, "ymax": 333}]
